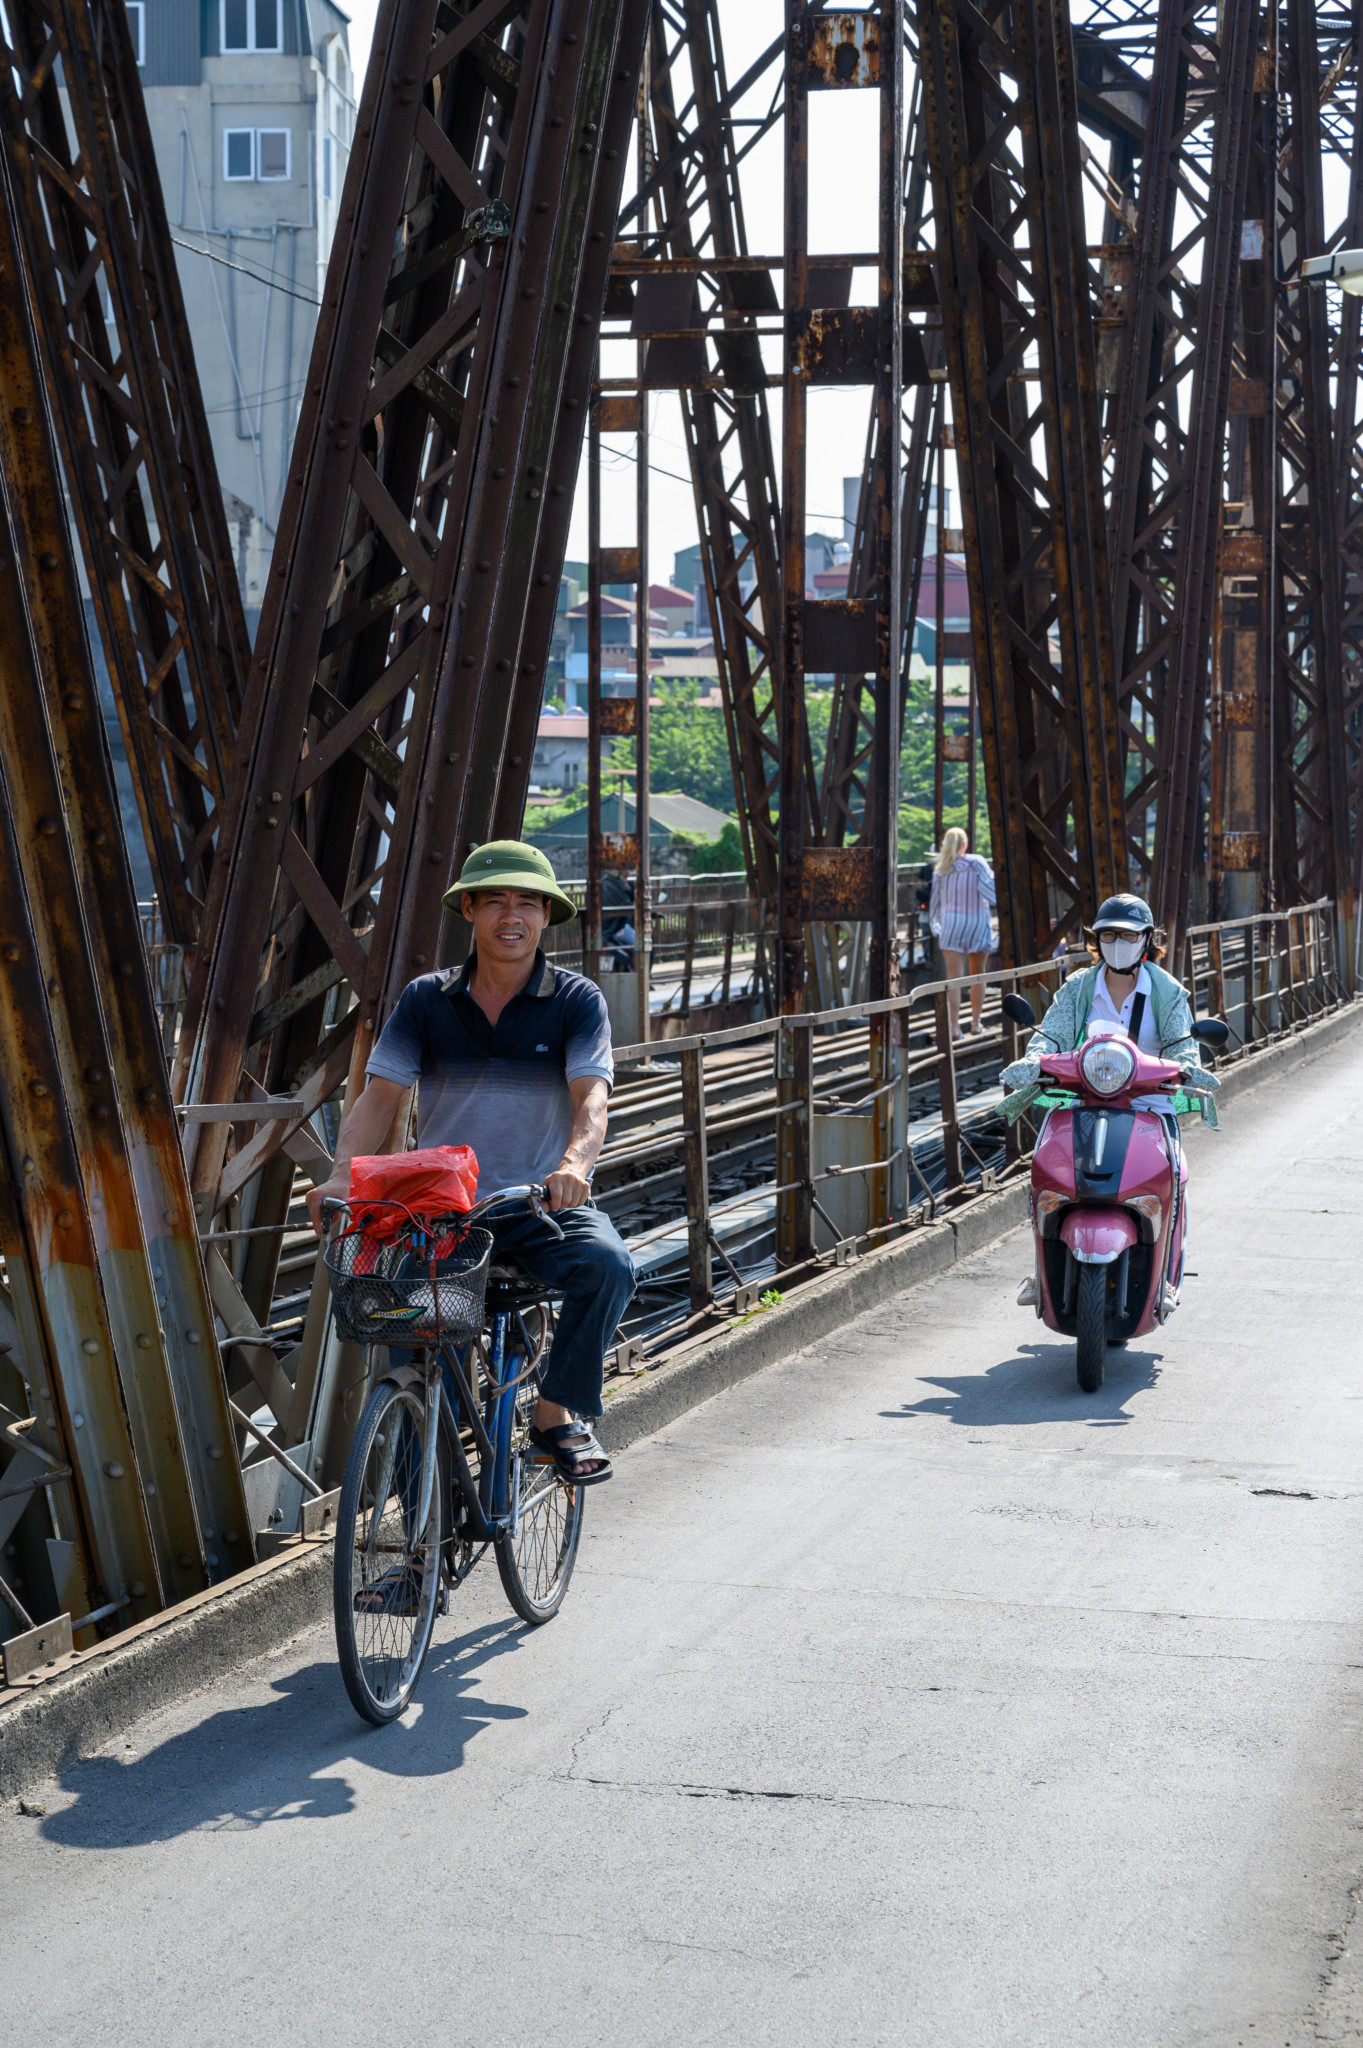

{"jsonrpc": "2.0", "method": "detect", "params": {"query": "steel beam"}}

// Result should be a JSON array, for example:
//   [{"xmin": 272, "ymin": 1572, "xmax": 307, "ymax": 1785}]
[
  {"xmin": 625, "ymin": 0, "xmax": 789, "ymax": 907},
  {"xmin": 920, "ymin": 0, "xmax": 1126, "ymax": 965},
  {"xmin": 0, "ymin": 0, "xmax": 251, "ymax": 946},
  {"xmin": 177, "ymin": 0, "xmax": 646, "ymax": 1479},
  {"xmin": 0, "ymin": 158, "xmax": 252, "ymax": 1624},
  {"xmin": 1271, "ymin": 0, "xmax": 1352, "ymax": 917}
]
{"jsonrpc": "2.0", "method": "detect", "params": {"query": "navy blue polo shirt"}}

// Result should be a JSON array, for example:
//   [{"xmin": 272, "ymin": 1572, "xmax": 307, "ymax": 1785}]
[{"xmin": 365, "ymin": 950, "xmax": 614, "ymax": 1197}]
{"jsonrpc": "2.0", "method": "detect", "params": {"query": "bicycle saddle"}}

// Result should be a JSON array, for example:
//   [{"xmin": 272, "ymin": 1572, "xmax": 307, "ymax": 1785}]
[
  {"xmin": 487, "ymin": 1257, "xmax": 536, "ymax": 1285},
  {"xmin": 484, "ymin": 1258, "xmax": 561, "ymax": 1307}
]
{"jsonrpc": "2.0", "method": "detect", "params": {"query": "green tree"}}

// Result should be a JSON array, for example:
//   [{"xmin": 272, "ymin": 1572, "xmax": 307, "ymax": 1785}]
[
  {"xmin": 646, "ymin": 680, "xmax": 739, "ymax": 811},
  {"xmin": 685, "ymin": 819, "xmax": 745, "ymax": 873}
]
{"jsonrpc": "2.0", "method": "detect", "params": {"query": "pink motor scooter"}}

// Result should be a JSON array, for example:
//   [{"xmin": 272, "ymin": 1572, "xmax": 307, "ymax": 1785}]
[{"xmin": 1000, "ymin": 994, "xmax": 1227, "ymax": 1392}]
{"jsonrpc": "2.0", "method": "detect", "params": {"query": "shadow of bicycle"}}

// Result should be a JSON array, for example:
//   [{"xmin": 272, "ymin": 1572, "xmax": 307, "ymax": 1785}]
[
  {"xmin": 881, "ymin": 1342, "xmax": 1163, "ymax": 1430},
  {"xmin": 41, "ymin": 1614, "xmax": 530, "ymax": 1851}
]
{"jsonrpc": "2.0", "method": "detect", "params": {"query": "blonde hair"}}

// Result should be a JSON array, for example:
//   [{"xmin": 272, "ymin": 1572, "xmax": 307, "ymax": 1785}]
[{"xmin": 934, "ymin": 826, "xmax": 968, "ymax": 877}]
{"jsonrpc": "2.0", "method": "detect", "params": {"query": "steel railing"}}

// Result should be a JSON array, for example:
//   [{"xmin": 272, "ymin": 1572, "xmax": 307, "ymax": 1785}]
[{"xmin": 1182, "ymin": 900, "xmax": 1342, "ymax": 1058}]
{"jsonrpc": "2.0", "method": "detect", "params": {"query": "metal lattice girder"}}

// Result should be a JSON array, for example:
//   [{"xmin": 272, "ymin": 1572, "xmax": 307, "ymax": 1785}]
[
  {"xmin": 489, "ymin": 0, "xmax": 653, "ymax": 843},
  {"xmin": 179, "ymin": 0, "xmax": 645, "ymax": 1257},
  {"xmin": 620, "ymin": 0, "xmax": 789, "ymax": 904},
  {"xmin": 779, "ymin": 0, "xmax": 903, "ymax": 1011},
  {"xmin": 919, "ymin": 0, "xmax": 1126, "ymax": 966},
  {"xmin": 775, "ymin": 0, "xmax": 903, "ymax": 1271},
  {"xmin": 820, "ymin": 67, "xmax": 941, "ymax": 856},
  {"xmin": 1140, "ymin": 9, "xmax": 1260, "ymax": 943},
  {"xmin": 1271, "ymin": 0, "xmax": 1351, "ymax": 914},
  {"xmin": 0, "ymin": 159, "xmax": 252, "ymax": 1622},
  {"xmin": 1096, "ymin": 2, "xmax": 1244, "ymax": 897},
  {"xmin": 0, "ymin": 0, "xmax": 251, "ymax": 948},
  {"xmin": 1327, "ymin": 33, "xmax": 1363, "ymax": 901},
  {"xmin": 1103, "ymin": 0, "xmax": 1260, "ymax": 930}
]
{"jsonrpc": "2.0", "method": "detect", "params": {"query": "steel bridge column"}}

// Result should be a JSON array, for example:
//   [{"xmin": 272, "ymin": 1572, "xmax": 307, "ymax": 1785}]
[
  {"xmin": 0, "ymin": 0, "xmax": 251, "ymax": 946},
  {"xmin": 620, "ymin": 0, "xmax": 789, "ymax": 910},
  {"xmin": 1271, "ymin": 0, "xmax": 1351, "ymax": 921},
  {"xmin": 919, "ymin": 0, "xmax": 1125, "ymax": 965},
  {"xmin": 0, "ymin": 160, "xmax": 252, "ymax": 1627},
  {"xmin": 177, "ymin": 0, "xmax": 646, "ymax": 1469}
]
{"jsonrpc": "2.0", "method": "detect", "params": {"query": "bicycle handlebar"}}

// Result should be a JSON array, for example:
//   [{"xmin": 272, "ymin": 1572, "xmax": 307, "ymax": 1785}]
[{"xmin": 320, "ymin": 1182, "xmax": 564, "ymax": 1238}]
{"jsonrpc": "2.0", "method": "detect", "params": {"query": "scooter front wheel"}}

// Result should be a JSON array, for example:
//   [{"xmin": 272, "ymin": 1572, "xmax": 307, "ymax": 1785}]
[{"xmin": 1075, "ymin": 1261, "xmax": 1107, "ymax": 1393}]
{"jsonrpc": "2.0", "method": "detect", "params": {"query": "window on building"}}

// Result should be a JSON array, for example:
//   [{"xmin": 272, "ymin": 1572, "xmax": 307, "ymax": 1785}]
[
  {"xmin": 126, "ymin": 0, "xmax": 145, "ymax": 64},
  {"xmin": 221, "ymin": 0, "xmax": 280, "ymax": 52},
  {"xmin": 256, "ymin": 128, "xmax": 290, "ymax": 179},
  {"xmin": 223, "ymin": 127, "xmax": 289, "ymax": 179},
  {"xmin": 223, "ymin": 128, "xmax": 254, "ymax": 179},
  {"xmin": 322, "ymin": 132, "xmax": 333, "ymax": 200}
]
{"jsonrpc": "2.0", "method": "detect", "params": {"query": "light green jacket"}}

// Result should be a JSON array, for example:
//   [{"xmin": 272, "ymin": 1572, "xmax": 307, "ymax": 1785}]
[{"xmin": 1000, "ymin": 961, "xmax": 1220, "ymax": 1127}]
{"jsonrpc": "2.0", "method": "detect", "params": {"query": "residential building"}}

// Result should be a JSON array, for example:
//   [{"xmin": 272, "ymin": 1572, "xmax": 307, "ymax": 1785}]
[
  {"xmin": 649, "ymin": 582, "xmax": 694, "ymax": 635},
  {"xmin": 915, "ymin": 552, "xmax": 971, "ymax": 662},
  {"xmin": 135, "ymin": 0, "xmax": 355, "ymax": 619},
  {"xmin": 532, "ymin": 710, "xmax": 611, "ymax": 791},
  {"xmin": 527, "ymin": 791, "xmax": 734, "ymax": 875}
]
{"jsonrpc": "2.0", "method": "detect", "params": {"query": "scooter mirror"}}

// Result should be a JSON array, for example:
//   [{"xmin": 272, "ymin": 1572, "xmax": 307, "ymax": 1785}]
[
  {"xmin": 1000, "ymin": 992, "xmax": 1036, "ymax": 1028},
  {"xmin": 1192, "ymin": 1016, "xmax": 1230, "ymax": 1048}
]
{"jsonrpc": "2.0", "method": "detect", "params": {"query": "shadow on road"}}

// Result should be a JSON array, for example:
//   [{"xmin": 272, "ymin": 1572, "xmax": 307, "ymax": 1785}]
[
  {"xmin": 882, "ymin": 1342, "xmax": 1163, "ymax": 1429},
  {"xmin": 41, "ymin": 1614, "xmax": 530, "ymax": 1851}
]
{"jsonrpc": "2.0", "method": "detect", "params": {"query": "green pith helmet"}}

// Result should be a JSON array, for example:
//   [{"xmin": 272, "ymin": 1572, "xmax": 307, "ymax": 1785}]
[{"xmin": 443, "ymin": 839, "xmax": 578, "ymax": 926}]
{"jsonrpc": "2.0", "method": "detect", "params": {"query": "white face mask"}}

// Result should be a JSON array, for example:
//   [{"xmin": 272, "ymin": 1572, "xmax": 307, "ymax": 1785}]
[{"xmin": 1100, "ymin": 932, "xmax": 1145, "ymax": 972}]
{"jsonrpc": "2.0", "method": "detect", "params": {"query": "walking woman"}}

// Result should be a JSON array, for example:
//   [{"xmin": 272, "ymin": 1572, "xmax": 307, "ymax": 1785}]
[{"xmin": 929, "ymin": 826, "xmax": 996, "ymax": 1037}]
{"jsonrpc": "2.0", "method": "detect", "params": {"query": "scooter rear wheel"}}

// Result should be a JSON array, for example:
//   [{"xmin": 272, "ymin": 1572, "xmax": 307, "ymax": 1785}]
[{"xmin": 1075, "ymin": 1261, "xmax": 1107, "ymax": 1393}]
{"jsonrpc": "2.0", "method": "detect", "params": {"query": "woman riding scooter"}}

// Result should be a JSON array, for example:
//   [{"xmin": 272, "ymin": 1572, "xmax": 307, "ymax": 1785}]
[{"xmin": 1003, "ymin": 894, "xmax": 1219, "ymax": 1309}]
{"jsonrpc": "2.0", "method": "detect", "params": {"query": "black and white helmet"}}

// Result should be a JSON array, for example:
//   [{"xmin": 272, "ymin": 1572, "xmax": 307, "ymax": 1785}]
[{"xmin": 1091, "ymin": 893, "xmax": 1154, "ymax": 934}]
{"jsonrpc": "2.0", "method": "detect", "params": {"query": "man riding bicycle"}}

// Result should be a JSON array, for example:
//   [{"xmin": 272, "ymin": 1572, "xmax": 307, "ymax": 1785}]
[{"xmin": 308, "ymin": 839, "xmax": 634, "ymax": 1485}]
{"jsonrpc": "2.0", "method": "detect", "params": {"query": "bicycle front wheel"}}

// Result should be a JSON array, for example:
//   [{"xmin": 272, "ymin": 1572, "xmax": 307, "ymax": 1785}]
[
  {"xmin": 334, "ymin": 1375, "xmax": 445, "ymax": 1723},
  {"xmin": 495, "ymin": 1377, "xmax": 583, "ymax": 1625}
]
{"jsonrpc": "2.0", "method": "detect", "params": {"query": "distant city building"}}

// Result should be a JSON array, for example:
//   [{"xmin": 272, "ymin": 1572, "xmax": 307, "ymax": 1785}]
[
  {"xmin": 136, "ymin": 0, "xmax": 355, "ymax": 621},
  {"xmin": 843, "ymin": 475, "xmax": 950, "ymax": 556},
  {"xmin": 915, "ymin": 552, "xmax": 970, "ymax": 663},
  {"xmin": 532, "ymin": 710, "xmax": 608, "ymax": 790},
  {"xmin": 648, "ymin": 582, "xmax": 694, "ymax": 635}
]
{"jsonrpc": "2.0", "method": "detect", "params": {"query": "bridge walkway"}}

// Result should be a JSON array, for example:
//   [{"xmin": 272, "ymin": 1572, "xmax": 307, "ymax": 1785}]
[{"xmin": 7, "ymin": 1029, "xmax": 1363, "ymax": 2046}]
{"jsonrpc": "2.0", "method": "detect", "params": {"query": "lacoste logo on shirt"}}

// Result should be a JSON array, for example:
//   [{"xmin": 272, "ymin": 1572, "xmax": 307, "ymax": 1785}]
[{"xmin": 536, "ymin": 1044, "xmax": 549, "ymax": 1052}]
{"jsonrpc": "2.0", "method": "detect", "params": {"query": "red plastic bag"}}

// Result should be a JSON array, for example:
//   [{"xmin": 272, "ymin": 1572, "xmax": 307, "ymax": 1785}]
[{"xmin": 349, "ymin": 1145, "xmax": 478, "ymax": 1240}]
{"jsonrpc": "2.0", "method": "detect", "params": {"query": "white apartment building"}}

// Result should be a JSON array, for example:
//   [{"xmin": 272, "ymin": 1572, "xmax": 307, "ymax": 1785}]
[{"xmin": 134, "ymin": 0, "xmax": 355, "ymax": 619}]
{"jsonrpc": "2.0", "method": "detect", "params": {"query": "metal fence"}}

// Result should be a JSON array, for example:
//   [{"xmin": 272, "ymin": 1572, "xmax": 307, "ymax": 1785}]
[
  {"xmin": 1183, "ymin": 901, "xmax": 1343, "ymax": 1054},
  {"xmin": 595, "ymin": 900, "xmax": 1347, "ymax": 1380},
  {"xmin": 593, "ymin": 953, "xmax": 1067, "ymax": 1372}
]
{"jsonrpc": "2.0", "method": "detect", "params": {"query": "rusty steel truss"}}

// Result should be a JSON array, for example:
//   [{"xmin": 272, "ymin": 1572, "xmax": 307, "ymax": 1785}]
[
  {"xmin": 0, "ymin": 0, "xmax": 252, "ymax": 949},
  {"xmin": 7, "ymin": 0, "xmax": 1363, "ymax": 1653}
]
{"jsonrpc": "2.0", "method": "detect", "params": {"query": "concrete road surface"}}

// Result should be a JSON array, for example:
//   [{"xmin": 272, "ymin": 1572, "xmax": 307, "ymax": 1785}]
[{"xmin": 7, "ymin": 1032, "xmax": 1363, "ymax": 2047}]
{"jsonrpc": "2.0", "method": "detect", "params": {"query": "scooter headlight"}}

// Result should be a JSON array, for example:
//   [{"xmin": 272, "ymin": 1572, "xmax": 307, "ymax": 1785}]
[
  {"xmin": 1079, "ymin": 1037, "xmax": 1137, "ymax": 1097},
  {"xmin": 1125, "ymin": 1194, "xmax": 1163, "ymax": 1237}
]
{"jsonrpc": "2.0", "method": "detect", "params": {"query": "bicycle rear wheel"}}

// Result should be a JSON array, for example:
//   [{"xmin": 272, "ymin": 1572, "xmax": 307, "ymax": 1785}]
[
  {"xmin": 334, "ymin": 1375, "xmax": 445, "ymax": 1723},
  {"xmin": 495, "ymin": 1372, "xmax": 583, "ymax": 1624}
]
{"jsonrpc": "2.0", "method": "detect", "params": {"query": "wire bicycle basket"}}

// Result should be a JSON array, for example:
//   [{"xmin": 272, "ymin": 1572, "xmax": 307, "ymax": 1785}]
[{"xmin": 323, "ymin": 1205, "xmax": 493, "ymax": 1346}]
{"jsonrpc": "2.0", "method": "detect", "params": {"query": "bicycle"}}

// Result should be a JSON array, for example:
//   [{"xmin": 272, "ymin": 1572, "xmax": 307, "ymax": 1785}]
[{"xmin": 321, "ymin": 1184, "xmax": 584, "ymax": 1725}]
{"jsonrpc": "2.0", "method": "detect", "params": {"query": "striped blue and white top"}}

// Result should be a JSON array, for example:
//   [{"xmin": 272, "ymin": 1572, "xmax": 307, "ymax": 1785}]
[{"xmin": 929, "ymin": 852, "xmax": 997, "ymax": 955}]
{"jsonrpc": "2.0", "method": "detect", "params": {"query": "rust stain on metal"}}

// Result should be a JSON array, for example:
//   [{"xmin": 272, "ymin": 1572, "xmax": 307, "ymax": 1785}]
[
  {"xmin": 597, "ymin": 832, "xmax": 640, "ymax": 869},
  {"xmin": 807, "ymin": 10, "xmax": 882, "ymax": 87},
  {"xmin": 800, "ymin": 847, "xmax": 877, "ymax": 921},
  {"xmin": 800, "ymin": 307, "xmax": 881, "ymax": 384}
]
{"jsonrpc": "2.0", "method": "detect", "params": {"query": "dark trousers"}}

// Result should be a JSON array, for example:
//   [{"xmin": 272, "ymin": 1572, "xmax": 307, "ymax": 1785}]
[{"xmin": 486, "ymin": 1203, "xmax": 635, "ymax": 1420}]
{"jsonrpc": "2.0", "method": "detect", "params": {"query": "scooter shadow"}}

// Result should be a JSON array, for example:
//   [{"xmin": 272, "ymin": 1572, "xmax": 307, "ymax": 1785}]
[{"xmin": 884, "ymin": 1341, "xmax": 1163, "ymax": 1430}]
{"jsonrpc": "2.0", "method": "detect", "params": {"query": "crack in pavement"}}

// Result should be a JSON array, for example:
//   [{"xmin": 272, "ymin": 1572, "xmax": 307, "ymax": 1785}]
[{"xmin": 555, "ymin": 1772, "xmax": 966, "ymax": 1813}]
